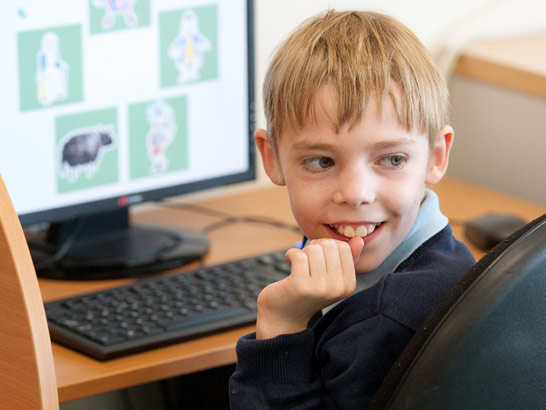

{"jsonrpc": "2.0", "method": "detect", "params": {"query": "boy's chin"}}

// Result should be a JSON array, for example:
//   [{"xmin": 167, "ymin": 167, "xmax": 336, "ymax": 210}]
[{"xmin": 354, "ymin": 256, "xmax": 384, "ymax": 275}]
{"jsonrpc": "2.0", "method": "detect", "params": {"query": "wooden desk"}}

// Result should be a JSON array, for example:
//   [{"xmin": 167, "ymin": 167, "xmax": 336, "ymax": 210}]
[
  {"xmin": 38, "ymin": 177, "xmax": 546, "ymax": 402},
  {"xmin": 453, "ymin": 32, "xmax": 546, "ymax": 100}
]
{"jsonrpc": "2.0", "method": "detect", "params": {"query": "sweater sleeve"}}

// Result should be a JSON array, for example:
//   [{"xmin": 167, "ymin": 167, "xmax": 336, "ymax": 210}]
[
  {"xmin": 229, "ymin": 330, "xmax": 327, "ymax": 409},
  {"xmin": 316, "ymin": 314, "xmax": 415, "ymax": 409}
]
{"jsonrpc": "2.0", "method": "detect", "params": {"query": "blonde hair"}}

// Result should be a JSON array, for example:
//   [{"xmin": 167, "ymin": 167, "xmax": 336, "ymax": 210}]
[{"xmin": 263, "ymin": 10, "xmax": 449, "ymax": 150}]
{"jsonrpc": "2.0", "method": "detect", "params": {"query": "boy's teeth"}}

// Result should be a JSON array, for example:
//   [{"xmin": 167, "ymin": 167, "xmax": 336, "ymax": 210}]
[
  {"xmin": 355, "ymin": 226, "xmax": 367, "ymax": 237},
  {"xmin": 336, "ymin": 224, "xmax": 375, "ymax": 238},
  {"xmin": 339, "ymin": 226, "xmax": 355, "ymax": 237}
]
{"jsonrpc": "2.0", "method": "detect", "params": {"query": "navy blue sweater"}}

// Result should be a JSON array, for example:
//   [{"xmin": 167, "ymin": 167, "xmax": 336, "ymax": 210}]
[{"xmin": 229, "ymin": 225, "xmax": 475, "ymax": 409}]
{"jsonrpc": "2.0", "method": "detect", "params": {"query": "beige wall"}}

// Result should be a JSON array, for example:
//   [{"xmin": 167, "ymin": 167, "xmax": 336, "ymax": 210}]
[{"xmin": 447, "ymin": 75, "xmax": 546, "ymax": 206}]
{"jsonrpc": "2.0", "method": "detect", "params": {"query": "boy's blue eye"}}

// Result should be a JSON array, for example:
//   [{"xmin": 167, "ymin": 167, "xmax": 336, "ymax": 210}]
[
  {"xmin": 305, "ymin": 156, "xmax": 334, "ymax": 169},
  {"xmin": 380, "ymin": 155, "xmax": 406, "ymax": 168},
  {"xmin": 318, "ymin": 157, "xmax": 334, "ymax": 168}
]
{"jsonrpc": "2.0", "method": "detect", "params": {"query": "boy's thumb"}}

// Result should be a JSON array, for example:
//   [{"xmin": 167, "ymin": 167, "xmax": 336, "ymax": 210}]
[{"xmin": 348, "ymin": 237, "xmax": 365, "ymax": 264}]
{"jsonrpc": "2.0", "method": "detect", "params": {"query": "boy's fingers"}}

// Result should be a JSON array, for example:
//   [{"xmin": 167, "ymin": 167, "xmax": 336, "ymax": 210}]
[
  {"xmin": 285, "ymin": 248, "xmax": 310, "ymax": 279},
  {"xmin": 337, "ymin": 240, "xmax": 357, "ymax": 288},
  {"xmin": 284, "ymin": 247, "xmax": 298, "ymax": 262},
  {"xmin": 320, "ymin": 240, "xmax": 344, "ymax": 276},
  {"xmin": 304, "ymin": 243, "xmax": 328, "ymax": 278}
]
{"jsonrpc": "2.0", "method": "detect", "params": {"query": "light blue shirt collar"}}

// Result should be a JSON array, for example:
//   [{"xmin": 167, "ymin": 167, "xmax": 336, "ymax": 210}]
[{"xmin": 354, "ymin": 188, "xmax": 448, "ymax": 291}]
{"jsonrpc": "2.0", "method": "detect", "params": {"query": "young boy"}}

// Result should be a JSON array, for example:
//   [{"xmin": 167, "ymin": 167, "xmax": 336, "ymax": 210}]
[{"xmin": 229, "ymin": 10, "xmax": 475, "ymax": 409}]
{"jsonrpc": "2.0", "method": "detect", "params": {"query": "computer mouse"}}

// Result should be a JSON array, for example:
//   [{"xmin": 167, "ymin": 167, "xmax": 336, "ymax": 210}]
[{"xmin": 464, "ymin": 213, "xmax": 527, "ymax": 251}]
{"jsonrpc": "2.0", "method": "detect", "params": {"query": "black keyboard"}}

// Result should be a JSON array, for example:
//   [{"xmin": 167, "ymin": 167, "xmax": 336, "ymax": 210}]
[{"xmin": 45, "ymin": 249, "xmax": 290, "ymax": 360}]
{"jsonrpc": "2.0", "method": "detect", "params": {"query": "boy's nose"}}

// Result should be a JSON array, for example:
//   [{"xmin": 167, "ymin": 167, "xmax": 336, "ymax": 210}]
[{"xmin": 333, "ymin": 167, "xmax": 376, "ymax": 207}]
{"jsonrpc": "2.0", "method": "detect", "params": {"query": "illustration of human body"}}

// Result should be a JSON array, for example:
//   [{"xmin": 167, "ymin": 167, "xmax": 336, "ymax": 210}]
[
  {"xmin": 168, "ymin": 9, "xmax": 211, "ymax": 83},
  {"xmin": 146, "ymin": 101, "xmax": 176, "ymax": 173},
  {"xmin": 93, "ymin": 0, "xmax": 138, "ymax": 30},
  {"xmin": 36, "ymin": 32, "xmax": 69, "ymax": 106}
]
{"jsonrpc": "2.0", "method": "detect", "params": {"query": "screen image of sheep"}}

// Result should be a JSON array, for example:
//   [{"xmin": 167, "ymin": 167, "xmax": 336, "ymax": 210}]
[
  {"xmin": 55, "ymin": 107, "xmax": 119, "ymax": 193},
  {"xmin": 58, "ymin": 125, "xmax": 116, "ymax": 185}
]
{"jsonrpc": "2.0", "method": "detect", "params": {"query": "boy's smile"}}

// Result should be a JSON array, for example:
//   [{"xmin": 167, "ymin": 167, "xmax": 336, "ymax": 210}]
[{"xmin": 256, "ymin": 86, "xmax": 452, "ymax": 274}]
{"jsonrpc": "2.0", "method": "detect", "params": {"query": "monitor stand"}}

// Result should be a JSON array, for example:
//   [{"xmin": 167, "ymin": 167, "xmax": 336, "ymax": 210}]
[{"xmin": 29, "ymin": 208, "xmax": 210, "ymax": 280}]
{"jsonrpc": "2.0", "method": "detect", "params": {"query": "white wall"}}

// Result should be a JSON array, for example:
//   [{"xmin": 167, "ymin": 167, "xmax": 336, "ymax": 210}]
[{"xmin": 253, "ymin": 0, "xmax": 546, "ymax": 106}]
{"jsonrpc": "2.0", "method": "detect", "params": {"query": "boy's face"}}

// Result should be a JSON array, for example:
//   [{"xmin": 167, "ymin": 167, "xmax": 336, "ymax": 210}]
[{"xmin": 256, "ymin": 86, "xmax": 452, "ymax": 274}]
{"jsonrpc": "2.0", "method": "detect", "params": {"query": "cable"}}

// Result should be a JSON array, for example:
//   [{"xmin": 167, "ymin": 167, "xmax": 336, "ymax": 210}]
[
  {"xmin": 202, "ymin": 215, "xmax": 302, "ymax": 234},
  {"xmin": 161, "ymin": 201, "xmax": 234, "ymax": 219},
  {"xmin": 158, "ymin": 201, "xmax": 302, "ymax": 235}
]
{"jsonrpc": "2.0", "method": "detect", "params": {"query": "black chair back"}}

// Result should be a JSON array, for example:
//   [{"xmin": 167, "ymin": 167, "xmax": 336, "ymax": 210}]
[{"xmin": 369, "ymin": 214, "xmax": 546, "ymax": 410}]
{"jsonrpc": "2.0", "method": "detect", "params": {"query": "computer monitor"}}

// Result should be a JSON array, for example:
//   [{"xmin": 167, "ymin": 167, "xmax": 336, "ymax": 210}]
[{"xmin": 0, "ymin": 0, "xmax": 255, "ymax": 279}]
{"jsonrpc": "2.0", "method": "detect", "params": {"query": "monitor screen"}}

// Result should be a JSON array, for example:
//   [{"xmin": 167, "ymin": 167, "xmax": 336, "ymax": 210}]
[{"xmin": 0, "ymin": 0, "xmax": 255, "ymax": 279}]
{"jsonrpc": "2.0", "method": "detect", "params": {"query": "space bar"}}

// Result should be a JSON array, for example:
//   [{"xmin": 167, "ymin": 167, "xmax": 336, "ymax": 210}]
[{"xmin": 164, "ymin": 308, "xmax": 252, "ymax": 332}]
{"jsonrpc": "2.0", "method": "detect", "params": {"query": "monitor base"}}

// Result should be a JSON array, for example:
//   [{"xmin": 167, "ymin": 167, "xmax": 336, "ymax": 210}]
[{"xmin": 28, "ymin": 209, "xmax": 210, "ymax": 280}]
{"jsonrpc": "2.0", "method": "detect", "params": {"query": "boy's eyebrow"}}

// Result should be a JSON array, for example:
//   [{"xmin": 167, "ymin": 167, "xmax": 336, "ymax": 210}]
[
  {"xmin": 290, "ymin": 137, "xmax": 418, "ymax": 152},
  {"xmin": 291, "ymin": 141, "xmax": 336, "ymax": 151},
  {"xmin": 371, "ymin": 138, "xmax": 418, "ymax": 150}
]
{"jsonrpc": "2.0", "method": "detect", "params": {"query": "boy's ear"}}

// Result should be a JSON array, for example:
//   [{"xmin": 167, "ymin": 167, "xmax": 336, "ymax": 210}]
[
  {"xmin": 254, "ymin": 128, "xmax": 286, "ymax": 186},
  {"xmin": 425, "ymin": 125, "xmax": 454, "ymax": 185}
]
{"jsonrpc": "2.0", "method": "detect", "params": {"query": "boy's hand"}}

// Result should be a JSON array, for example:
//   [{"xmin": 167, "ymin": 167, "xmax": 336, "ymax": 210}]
[{"xmin": 256, "ymin": 237, "xmax": 364, "ymax": 340}]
